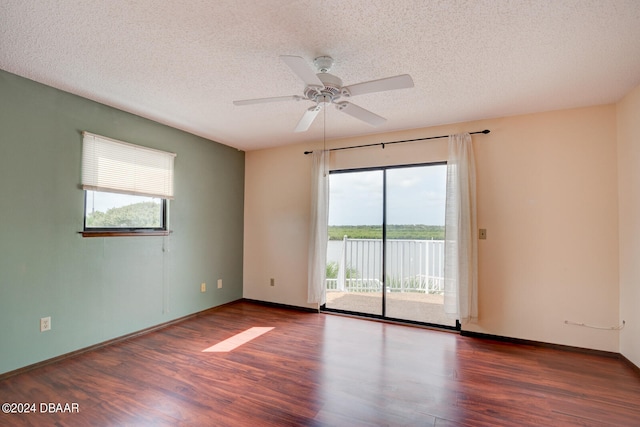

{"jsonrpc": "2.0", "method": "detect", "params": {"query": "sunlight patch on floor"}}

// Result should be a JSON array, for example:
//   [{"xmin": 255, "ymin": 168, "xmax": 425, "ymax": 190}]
[{"xmin": 202, "ymin": 327, "xmax": 274, "ymax": 352}]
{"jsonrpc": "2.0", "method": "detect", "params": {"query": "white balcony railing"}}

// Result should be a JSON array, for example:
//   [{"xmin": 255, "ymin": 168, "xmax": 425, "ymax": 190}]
[{"xmin": 326, "ymin": 237, "xmax": 445, "ymax": 294}]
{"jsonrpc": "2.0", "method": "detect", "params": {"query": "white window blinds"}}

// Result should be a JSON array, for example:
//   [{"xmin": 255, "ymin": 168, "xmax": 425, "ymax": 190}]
[{"xmin": 82, "ymin": 132, "xmax": 176, "ymax": 199}]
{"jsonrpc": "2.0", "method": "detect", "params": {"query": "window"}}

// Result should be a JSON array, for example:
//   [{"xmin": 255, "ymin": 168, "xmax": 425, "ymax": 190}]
[
  {"xmin": 84, "ymin": 191, "xmax": 165, "ymax": 229},
  {"xmin": 81, "ymin": 132, "xmax": 176, "ymax": 237}
]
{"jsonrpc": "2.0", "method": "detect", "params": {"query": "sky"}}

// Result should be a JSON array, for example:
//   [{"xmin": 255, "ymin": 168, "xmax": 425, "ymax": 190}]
[
  {"xmin": 85, "ymin": 191, "xmax": 159, "ymax": 213},
  {"xmin": 328, "ymin": 164, "xmax": 447, "ymax": 226}
]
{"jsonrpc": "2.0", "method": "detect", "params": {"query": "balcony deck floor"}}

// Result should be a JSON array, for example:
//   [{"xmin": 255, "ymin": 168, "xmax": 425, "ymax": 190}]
[{"xmin": 325, "ymin": 291, "xmax": 456, "ymax": 327}]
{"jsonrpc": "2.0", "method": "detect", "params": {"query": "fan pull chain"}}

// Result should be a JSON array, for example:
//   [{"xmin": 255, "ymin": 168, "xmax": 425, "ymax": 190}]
[{"xmin": 323, "ymin": 105, "xmax": 328, "ymax": 176}]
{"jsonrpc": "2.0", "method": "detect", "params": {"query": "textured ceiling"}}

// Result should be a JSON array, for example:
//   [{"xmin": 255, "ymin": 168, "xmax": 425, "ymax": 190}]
[{"xmin": 1, "ymin": 1, "xmax": 639, "ymax": 151}]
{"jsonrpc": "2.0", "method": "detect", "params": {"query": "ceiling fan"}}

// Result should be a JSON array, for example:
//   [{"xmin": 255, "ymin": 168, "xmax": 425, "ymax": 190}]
[{"xmin": 233, "ymin": 55, "xmax": 414, "ymax": 132}]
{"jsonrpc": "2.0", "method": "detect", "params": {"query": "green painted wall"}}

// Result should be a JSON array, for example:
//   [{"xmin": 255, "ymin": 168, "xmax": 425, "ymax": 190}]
[{"xmin": 0, "ymin": 70, "xmax": 245, "ymax": 375}]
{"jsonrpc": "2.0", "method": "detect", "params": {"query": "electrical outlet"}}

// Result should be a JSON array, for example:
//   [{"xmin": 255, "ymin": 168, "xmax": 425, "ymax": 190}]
[
  {"xmin": 217, "ymin": 279, "xmax": 222, "ymax": 289},
  {"xmin": 270, "ymin": 278, "xmax": 275, "ymax": 287},
  {"xmin": 200, "ymin": 283, "xmax": 206, "ymax": 292},
  {"xmin": 40, "ymin": 316, "xmax": 51, "ymax": 332}
]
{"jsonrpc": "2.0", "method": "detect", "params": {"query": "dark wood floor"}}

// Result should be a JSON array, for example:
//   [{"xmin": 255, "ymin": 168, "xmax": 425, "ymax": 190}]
[{"xmin": 1, "ymin": 301, "xmax": 639, "ymax": 426}]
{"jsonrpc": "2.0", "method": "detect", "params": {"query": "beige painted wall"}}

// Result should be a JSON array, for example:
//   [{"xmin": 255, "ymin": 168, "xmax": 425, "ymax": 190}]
[
  {"xmin": 466, "ymin": 107, "xmax": 618, "ymax": 353},
  {"xmin": 243, "ymin": 144, "xmax": 316, "ymax": 309},
  {"xmin": 244, "ymin": 104, "xmax": 620, "ymax": 352},
  {"xmin": 617, "ymin": 83, "xmax": 640, "ymax": 367}
]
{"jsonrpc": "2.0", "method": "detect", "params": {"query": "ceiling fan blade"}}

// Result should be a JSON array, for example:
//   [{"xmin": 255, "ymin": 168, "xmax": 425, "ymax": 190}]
[
  {"xmin": 280, "ymin": 55, "xmax": 324, "ymax": 87},
  {"xmin": 343, "ymin": 74, "xmax": 414, "ymax": 97},
  {"xmin": 335, "ymin": 102, "xmax": 386, "ymax": 126},
  {"xmin": 233, "ymin": 95, "xmax": 303, "ymax": 106},
  {"xmin": 295, "ymin": 105, "xmax": 322, "ymax": 132}
]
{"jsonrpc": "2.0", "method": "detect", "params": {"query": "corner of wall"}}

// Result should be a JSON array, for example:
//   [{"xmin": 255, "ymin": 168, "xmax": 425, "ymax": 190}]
[{"xmin": 616, "ymin": 83, "xmax": 640, "ymax": 369}]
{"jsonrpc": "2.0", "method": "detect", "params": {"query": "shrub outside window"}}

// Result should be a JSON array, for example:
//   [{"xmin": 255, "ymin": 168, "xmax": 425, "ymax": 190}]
[{"xmin": 84, "ymin": 191, "xmax": 166, "ymax": 231}]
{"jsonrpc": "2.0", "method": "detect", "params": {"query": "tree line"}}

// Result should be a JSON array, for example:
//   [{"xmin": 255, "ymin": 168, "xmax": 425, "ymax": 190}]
[{"xmin": 328, "ymin": 225, "xmax": 444, "ymax": 240}]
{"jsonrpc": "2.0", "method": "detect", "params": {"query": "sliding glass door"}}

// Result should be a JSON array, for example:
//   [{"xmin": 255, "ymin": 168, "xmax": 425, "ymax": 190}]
[
  {"xmin": 323, "ymin": 163, "xmax": 457, "ymax": 329},
  {"xmin": 384, "ymin": 165, "xmax": 455, "ymax": 326},
  {"xmin": 325, "ymin": 170, "xmax": 383, "ymax": 316}
]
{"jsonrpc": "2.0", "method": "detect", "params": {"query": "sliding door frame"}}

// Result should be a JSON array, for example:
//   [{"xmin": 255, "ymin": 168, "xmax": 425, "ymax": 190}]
[{"xmin": 321, "ymin": 162, "xmax": 460, "ymax": 331}]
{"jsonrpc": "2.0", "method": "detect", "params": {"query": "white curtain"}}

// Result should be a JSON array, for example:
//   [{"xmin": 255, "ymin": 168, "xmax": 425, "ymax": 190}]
[
  {"xmin": 444, "ymin": 133, "xmax": 478, "ymax": 324},
  {"xmin": 307, "ymin": 150, "xmax": 330, "ymax": 305}
]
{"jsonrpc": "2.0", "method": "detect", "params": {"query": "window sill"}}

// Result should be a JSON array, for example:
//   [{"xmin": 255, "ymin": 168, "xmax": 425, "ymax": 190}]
[{"xmin": 80, "ymin": 230, "xmax": 171, "ymax": 238}]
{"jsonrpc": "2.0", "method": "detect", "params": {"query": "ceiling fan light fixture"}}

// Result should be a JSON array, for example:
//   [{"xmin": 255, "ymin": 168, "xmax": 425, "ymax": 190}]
[{"xmin": 317, "ymin": 95, "xmax": 332, "ymax": 105}]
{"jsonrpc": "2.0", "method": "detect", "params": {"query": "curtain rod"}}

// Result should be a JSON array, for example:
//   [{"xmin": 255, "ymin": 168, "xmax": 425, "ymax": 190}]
[{"xmin": 303, "ymin": 129, "xmax": 490, "ymax": 155}]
